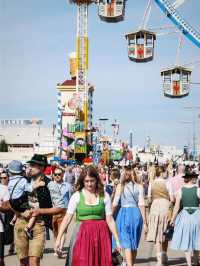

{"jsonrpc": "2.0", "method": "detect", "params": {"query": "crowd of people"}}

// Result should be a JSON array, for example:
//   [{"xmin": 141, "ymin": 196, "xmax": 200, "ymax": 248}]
[{"xmin": 0, "ymin": 154, "xmax": 200, "ymax": 266}]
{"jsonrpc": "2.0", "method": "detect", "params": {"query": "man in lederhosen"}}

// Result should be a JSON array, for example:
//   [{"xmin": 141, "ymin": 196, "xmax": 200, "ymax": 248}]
[{"xmin": 0, "ymin": 154, "xmax": 65, "ymax": 266}]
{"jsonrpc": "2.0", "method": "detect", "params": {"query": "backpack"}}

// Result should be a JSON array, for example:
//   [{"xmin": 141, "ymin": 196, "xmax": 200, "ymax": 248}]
[{"xmin": 36, "ymin": 176, "xmax": 53, "ymax": 230}]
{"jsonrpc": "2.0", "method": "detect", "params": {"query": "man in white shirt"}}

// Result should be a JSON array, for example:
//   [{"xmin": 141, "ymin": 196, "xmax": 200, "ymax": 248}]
[{"xmin": 0, "ymin": 183, "xmax": 9, "ymax": 266}]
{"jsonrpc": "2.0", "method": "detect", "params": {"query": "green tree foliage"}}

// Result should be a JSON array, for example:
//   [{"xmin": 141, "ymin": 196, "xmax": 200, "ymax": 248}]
[{"xmin": 0, "ymin": 139, "xmax": 8, "ymax": 152}]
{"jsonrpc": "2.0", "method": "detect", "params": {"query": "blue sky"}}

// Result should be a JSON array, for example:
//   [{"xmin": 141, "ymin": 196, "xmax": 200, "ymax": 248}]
[{"xmin": 1, "ymin": 0, "xmax": 200, "ymax": 148}]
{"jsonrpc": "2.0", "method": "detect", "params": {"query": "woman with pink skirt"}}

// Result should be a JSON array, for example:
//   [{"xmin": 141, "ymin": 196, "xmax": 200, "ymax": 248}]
[{"xmin": 55, "ymin": 166, "xmax": 121, "ymax": 266}]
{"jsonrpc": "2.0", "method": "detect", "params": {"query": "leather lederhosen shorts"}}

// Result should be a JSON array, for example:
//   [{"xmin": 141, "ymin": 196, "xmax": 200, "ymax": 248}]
[{"xmin": 14, "ymin": 218, "xmax": 45, "ymax": 260}]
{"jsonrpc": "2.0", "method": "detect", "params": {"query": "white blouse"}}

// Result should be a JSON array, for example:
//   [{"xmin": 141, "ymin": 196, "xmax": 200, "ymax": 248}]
[
  {"xmin": 0, "ymin": 184, "xmax": 9, "ymax": 233},
  {"xmin": 67, "ymin": 189, "xmax": 112, "ymax": 216}
]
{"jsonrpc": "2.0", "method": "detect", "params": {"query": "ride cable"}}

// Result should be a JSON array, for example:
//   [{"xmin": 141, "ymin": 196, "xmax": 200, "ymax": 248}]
[{"xmin": 140, "ymin": 0, "xmax": 153, "ymax": 30}]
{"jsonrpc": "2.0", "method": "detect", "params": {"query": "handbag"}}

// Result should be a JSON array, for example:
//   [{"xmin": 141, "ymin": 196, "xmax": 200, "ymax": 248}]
[
  {"xmin": 163, "ymin": 223, "xmax": 174, "ymax": 241},
  {"xmin": 112, "ymin": 250, "xmax": 123, "ymax": 266},
  {"xmin": 0, "ymin": 178, "xmax": 23, "ymax": 245}
]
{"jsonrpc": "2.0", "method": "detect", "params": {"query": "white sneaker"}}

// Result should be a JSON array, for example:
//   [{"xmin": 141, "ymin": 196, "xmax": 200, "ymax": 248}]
[
  {"xmin": 156, "ymin": 252, "xmax": 163, "ymax": 266},
  {"xmin": 162, "ymin": 252, "xmax": 168, "ymax": 265}
]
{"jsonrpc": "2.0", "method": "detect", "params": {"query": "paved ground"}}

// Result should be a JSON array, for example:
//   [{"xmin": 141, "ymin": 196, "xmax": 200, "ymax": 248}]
[{"xmin": 4, "ymin": 220, "xmax": 186, "ymax": 266}]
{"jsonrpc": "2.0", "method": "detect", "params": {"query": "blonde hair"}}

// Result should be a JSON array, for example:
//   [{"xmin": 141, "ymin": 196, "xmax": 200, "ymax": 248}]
[{"xmin": 132, "ymin": 168, "xmax": 142, "ymax": 184}]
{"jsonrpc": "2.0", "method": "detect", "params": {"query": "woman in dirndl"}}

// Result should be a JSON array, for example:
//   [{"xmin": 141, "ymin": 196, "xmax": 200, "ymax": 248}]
[
  {"xmin": 146, "ymin": 165, "xmax": 174, "ymax": 266},
  {"xmin": 112, "ymin": 165, "xmax": 147, "ymax": 266},
  {"xmin": 170, "ymin": 167, "xmax": 200, "ymax": 266},
  {"xmin": 55, "ymin": 166, "xmax": 121, "ymax": 266}
]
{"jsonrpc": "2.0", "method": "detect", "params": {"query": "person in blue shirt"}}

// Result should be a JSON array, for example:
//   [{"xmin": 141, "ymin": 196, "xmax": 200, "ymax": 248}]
[
  {"xmin": 7, "ymin": 160, "xmax": 44, "ymax": 239},
  {"xmin": 0, "ymin": 154, "xmax": 65, "ymax": 266},
  {"xmin": 52, "ymin": 167, "xmax": 72, "ymax": 257},
  {"xmin": 53, "ymin": 168, "xmax": 72, "ymax": 208}
]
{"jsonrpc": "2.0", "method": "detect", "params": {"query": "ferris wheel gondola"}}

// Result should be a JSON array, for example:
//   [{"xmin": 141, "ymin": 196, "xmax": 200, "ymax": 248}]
[
  {"xmin": 97, "ymin": 0, "xmax": 126, "ymax": 23},
  {"xmin": 161, "ymin": 61, "xmax": 200, "ymax": 98},
  {"xmin": 161, "ymin": 29, "xmax": 200, "ymax": 99},
  {"xmin": 125, "ymin": 30, "xmax": 156, "ymax": 62},
  {"xmin": 161, "ymin": 66, "xmax": 192, "ymax": 98},
  {"xmin": 125, "ymin": 0, "xmax": 157, "ymax": 63}
]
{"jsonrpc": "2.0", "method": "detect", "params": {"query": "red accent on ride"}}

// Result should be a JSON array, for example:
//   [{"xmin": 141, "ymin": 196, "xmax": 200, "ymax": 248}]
[
  {"xmin": 60, "ymin": 79, "xmax": 76, "ymax": 86},
  {"xmin": 173, "ymin": 81, "xmax": 180, "ymax": 95},
  {"xmin": 107, "ymin": 1, "xmax": 115, "ymax": 17},
  {"xmin": 137, "ymin": 47, "xmax": 144, "ymax": 56}
]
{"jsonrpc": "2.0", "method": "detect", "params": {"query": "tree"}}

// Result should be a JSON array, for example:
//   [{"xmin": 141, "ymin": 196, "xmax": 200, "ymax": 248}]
[{"xmin": 0, "ymin": 139, "xmax": 8, "ymax": 152}]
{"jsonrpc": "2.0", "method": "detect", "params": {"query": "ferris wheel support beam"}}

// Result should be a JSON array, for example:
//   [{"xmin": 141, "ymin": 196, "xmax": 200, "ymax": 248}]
[
  {"xmin": 140, "ymin": 0, "xmax": 153, "ymax": 29},
  {"xmin": 183, "ymin": 60, "xmax": 200, "ymax": 69},
  {"xmin": 154, "ymin": 0, "xmax": 200, "ymax": 48}
]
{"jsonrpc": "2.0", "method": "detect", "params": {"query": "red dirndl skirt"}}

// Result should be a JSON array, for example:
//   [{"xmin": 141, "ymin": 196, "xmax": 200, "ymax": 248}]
[{"xmin": 72, "ymin": 220, "xmax": 113, "ymax": 266}]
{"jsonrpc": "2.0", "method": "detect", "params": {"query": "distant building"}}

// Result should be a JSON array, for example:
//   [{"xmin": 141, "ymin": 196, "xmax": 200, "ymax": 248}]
[
  {"xmin": 0, "ymin": 119, "xmax": 42, "ymax": 126},
  {"xmin": 56, "ymin": 78, "xmax": 94, "ymax": 159},
  {"xmin": 0, "ymin": 120, "xmax": 56, "ymax": 163}
]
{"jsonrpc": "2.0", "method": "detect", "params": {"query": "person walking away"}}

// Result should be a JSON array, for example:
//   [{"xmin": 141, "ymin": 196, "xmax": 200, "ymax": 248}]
[
  {"xmin": 146, "ymin": 166, "xmax": 174, "ymax": 266},
  {"xmin": 112, "ymin": 165, "xmax": 147, "ymax": 266},
  {"xmin": 169, "ymin": 164, "xmax": 184, "ymax": 198},
  {"xmin": 148, "ymin": 162, "xmax": 156, "ymax": 184},
  {"xmin": 64, "ymin": 167, "xmax": 75, "ymax": 190},
  {"xmin": 106, "ymin": 167, "xmax": 120, "ymax": 200},
  {"xmin": 170, "ymin": 167, "xmax": 200, "ymax": 266},
  {"xmin": 73, "ymin": 165, "xmax": 82, "ymax": 184}
]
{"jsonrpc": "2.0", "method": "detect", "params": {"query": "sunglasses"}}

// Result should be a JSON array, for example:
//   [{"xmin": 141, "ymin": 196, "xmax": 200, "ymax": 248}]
[
  {"xmin": 0, "ymin": 176, "xmax": 8, "ymax": 180},
  {"xmin": 54, "ymin": 173, "xmax": 62, "ymax": 177}
]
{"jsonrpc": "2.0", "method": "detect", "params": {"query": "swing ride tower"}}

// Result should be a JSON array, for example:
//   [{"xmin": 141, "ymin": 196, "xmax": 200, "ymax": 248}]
[{"xmin": 69, "ymin": 0, "xmax": 95, "ymax": 160}]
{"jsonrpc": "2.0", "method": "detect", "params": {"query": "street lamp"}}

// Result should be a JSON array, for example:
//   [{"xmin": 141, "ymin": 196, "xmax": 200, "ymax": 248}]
[
  {"xmin": 183, "ymin": 106, "xmax": 200, "ymax": 160},
  {"xmin": 180, "ymin": 121, "xmax": 192, "ymax": 154},
  {"xmin": 98, "ymin": 118, "xmax": 109, "ymax": 136},
  {"xmin": 129, "ymin": 131, "xmax": 134, "ymax": 149}
]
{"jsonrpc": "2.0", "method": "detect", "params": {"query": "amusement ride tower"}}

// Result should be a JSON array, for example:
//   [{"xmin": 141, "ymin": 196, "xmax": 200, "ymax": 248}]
[{"xmin": 68, "ymin": 0, "xmax": 95, "ymax": 160}]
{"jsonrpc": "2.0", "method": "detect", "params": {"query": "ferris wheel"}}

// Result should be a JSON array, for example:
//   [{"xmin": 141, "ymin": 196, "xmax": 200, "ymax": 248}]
[
  {"xmin": 153, "ymin": 0, "xmax": 200, "ymax": 98},
  {"xmin": 123, "ymin": 0, "xmax": 200, "ymax": 98},
  {"xmin": 154, "ymin": 0, "xmax": 200, "ymax": 49},
  {"xmin": 62, "ymin": 0, "xmax": 200, "ymax": 159},
  {"xmin": 71, "ymin": 1, "xmax": 199, "ymax": 96},
  {"xmin": 68, "ymin": 0, "xmax": 200, "ymax": 123}
]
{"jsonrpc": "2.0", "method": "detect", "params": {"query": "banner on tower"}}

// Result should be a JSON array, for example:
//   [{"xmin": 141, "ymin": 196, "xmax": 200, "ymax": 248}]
[{"xmin": 75, "ymin": 132, "xmax": 87, "ymax": 154}]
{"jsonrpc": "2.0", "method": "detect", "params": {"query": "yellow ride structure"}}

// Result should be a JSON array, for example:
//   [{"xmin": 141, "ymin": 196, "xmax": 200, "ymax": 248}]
[{"xmin": 69, "ymin": 0, "xmax": 96, "ymax": 159}]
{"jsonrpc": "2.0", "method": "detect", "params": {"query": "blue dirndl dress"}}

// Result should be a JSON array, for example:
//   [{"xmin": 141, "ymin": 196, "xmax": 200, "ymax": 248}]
[
  {"xmin": 171, "ymin": 208, "xmax": 200, "ymax": 251},
  {"xmin": 112, "ymin": 182, "xmax": 143, "ymax": 250},
  {"xmin": 171, "ymin": 186, "xmax": 200, "ymax": 251}
]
